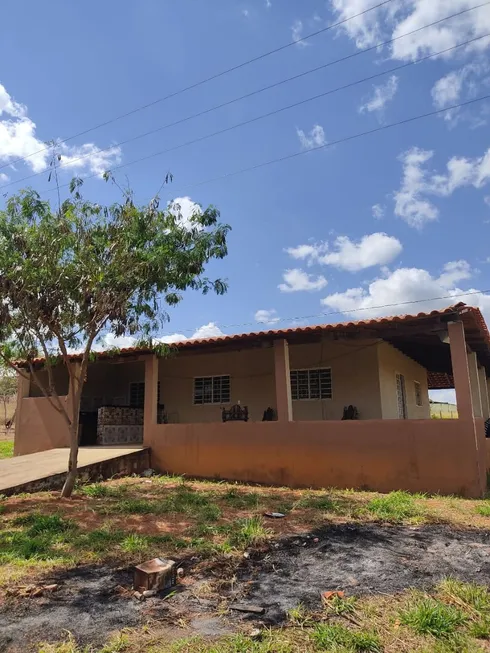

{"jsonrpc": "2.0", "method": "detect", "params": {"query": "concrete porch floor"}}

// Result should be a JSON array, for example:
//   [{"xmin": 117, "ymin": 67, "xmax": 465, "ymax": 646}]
[{"xmin": 0, "ymin": 446, "xmax": 149, "ymax": 495}]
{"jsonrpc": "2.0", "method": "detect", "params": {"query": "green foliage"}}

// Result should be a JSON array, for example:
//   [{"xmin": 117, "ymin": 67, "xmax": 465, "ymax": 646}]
[
  {"xmin": 311, "ymin": 623, "xmax": 382, "ymax": 652},
  {"xmin": 0, "ymin": 441, "xmax": 13, "ymax": 459},
  {"xmin": 222, "ymin": 488, "xmax": 260, "ymax": 508},
  {"xmin": 399, "ymin": 597, "xmax": 467, "ymax": 638},
  {"xmin": 438, "ymin": 579, "xmax": 490, "ymax": 614},
  {"xmin": 13, "ymin": 513, "xmax": 75, "ymax": 535},
  {"xmin": 367, "ymin": 491, "xmax": 422, "ymax": 522},
  {"xmin": 475, "ymin": 501, "xmax": 490, "ymax": 517},
  {"xmin": 226, "ymin": 516, "xmax": 272, "ymax": 549},
  {"xmin": 294, "ymin": 492, "xmax": 339, "ymax": 511},
  {"xmin": 80, "ymin": 483, "xmax": 126, "ymax": 498}
]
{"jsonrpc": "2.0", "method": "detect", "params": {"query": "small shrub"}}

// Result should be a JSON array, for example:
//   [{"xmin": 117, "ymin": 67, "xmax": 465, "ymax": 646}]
[
  {"xmin": 400, "ymin": 597, "xmax": 466, "ymax": 638},
  {"xmin": 325, "ymin": 594, "xmax": 358, "ymax": 616},
  {"xmin": 367, "ymin": 491, "xmax": 421, "ymax": 522}
]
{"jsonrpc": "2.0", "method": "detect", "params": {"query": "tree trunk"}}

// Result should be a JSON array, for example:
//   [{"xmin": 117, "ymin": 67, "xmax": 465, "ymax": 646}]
[
  {"xmin": 61, "ymin": 418, "xmax": 80, "ymax": 498},
  {"xmin": 61, "ymin": 366, "xmax": 82, "ymax": 498}
]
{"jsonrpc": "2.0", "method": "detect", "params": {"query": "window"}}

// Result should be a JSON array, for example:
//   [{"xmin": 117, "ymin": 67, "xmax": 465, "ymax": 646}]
[
  {"xmin": 194, "ymin": 376, "xmax": 230, "ymax": 405},
  {"xmin": 414, "ymin": 381, "xmax": 423, "ymax": 407},
  {"xmin": 396, "ymin": 373, "xmax": 407, "ymax": 419},
  {"xmin": 129, "ymin": 381, "xmax": 161, "ymax": 408},
  {"xmin": 290, "ymin": 368, "xmax": 332, "ymax": 400}
]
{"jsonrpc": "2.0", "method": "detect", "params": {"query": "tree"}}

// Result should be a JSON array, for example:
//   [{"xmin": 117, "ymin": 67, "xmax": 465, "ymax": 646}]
[
  {"xmin": 0, "ymin": 176, "xmax": 230, "ymax": 497},
  {"xmin": 0, "ymin": 369, "xmax": 17, "ymax": 435}
]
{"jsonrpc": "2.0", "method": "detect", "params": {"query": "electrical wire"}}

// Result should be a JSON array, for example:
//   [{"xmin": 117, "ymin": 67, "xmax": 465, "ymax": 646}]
[
  {"xmin": 3, "ymin": 24, "xmax": 488, "ymax": 193},
  {"xmin": 2, "ymin": 3, "xmax": 487, "ymax": 192},
  {"xmin": 0, "ymin": 0, "xmax": 397, "ymax": 173},
  {"xmin": 144, "ymin": 288, "xmax": 490, "ymax": 339}
]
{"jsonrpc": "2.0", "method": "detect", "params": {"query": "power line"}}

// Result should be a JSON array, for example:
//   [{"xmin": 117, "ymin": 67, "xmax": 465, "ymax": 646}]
[
  {"xmin": 2, "ymin": 3, "xmax": 487, "ymax": 193},
  {"xmin": 156, "ymin": 288, "xmax": 490, "ymax": 337},
  {"xmin": 0, "ymin": 0, "xmax": 396, "ymax": 173},
  {"xmin": 3, "ymin": 5, "xmax": 488, "ymax": 193},
  {"xmin": 31, "ymin": 92, "xmax": 490, "ymax": 198}
]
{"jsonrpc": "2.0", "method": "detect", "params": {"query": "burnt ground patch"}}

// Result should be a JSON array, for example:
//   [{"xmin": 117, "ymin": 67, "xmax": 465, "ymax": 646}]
[
  {"xmin": 238, "ymin": 523, "xmax": 490, "ymax": 623},
  {"xmin": 2, "ymin": 524, "xmax": 490, "ymax": 650}
]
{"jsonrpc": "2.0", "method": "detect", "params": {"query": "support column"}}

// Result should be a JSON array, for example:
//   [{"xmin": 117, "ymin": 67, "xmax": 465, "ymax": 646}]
[
  {"xmin": 478, "ymin": 366, "xmax": 490, "ymax": 420},
  {"xmin": 14, "ymin": 371, "xmax": 30, "ymax": 455},
  {"xmin": 448, "ymin": 321, "xmax": 474, "ymax": 421},
  {"xmin": 274, "ymin": 339, "xmax": 293, "ymax": 422},
  {"xmin": 143, "ymin": 354, "xmax": 159, "ymax": 446},
  {"xmin": 468, "ymin": 352, "xmax": 482, "ymax": 418}
]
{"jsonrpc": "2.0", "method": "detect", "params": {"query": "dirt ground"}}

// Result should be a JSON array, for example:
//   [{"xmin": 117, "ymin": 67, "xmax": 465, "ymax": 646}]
[{"xmin": 2, "ymin": 523, "xmax": 490, "ymax": 651}]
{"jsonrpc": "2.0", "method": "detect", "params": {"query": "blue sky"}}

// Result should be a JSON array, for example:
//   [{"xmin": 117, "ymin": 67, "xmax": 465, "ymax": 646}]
[{"xmin": 1, "ymin": 1, "xmax": 490, "ymax": 401}]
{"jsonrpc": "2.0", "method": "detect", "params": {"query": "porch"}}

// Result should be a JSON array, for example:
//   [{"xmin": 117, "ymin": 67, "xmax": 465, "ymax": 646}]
[{"xmin": 14, "ymin": 304, "xmax": 490, "ymax": 497}]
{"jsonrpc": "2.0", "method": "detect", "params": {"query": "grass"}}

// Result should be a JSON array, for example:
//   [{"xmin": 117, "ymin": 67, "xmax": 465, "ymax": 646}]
[
  {"xmin": 399, "ymin": 596, "xmax": 467, "ymax": 638},
  {"xmin": 4, "ymin": 477, "xmax": 490, "ymax": 652},
  {"xmin": 0, "ymin": 440, "xmax": 13, "ymax": 458},
  {"xmin": 367, "ymin": 491, "xmax": 424, "ymax": 522}
]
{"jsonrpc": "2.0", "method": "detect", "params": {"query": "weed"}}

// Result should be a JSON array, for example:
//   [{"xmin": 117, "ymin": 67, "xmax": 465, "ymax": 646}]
[
  {"xmin": 288, "ymin": 603, "xmax": 314, "ymax": 626},
  {"xmin": 438, "ymin": 579, "xmax": 490, "ymax": 614},
  {"xmin": 400, "ymin": 597, "xmax": 467, "ymax": 638},
  {"xmin": 311, "ymin": 623, "xmax": 381, "ymax": 652},
  {"xmin": 468, "ymin": 618, "xmax": 490, "ymax": 639},
  {"xmin": 294, "ymin": 493, "xmax": 338, "ymax": 512},
  {"xmin": 14, "ymin": 513, "xmax": 75, "ymax": 536},
  {"xmin": 120, "ymin": 534, "xmax": 150, "ymax": 554},
  {"xmin": 227, "ymin": 516, "xmax": 272, "ymax": 549},
  {"xmin": 222, "ymin": 488, "xmax": 260, "ymax": 508},
  {"xmin": 80, "ymin": 483, "xmax": 126, "ymax": 498},
  {"xmin": 112, "ymin": 498, "xmax": 155, "ymax": 514},
  {"xmin": 475, "ymin": 501, "xmax": 490, "ymax": 517},
  {"xmin": 80, "ymin": 528, "xmax": 125, "ymax": 552},
  {"xmin": 325, "ymin": 594, "xmax": 358, "ymax": 616},
  {"xmin": 367, "ymin": 491, "xmax": 421, "ymax": 522}
]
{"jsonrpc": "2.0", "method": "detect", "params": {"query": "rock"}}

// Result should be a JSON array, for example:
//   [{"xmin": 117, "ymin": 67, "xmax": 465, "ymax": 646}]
[
  {"xmin": 264, "ymin": 512, "xmax": 285, "ymax": 519},
  {"xmin": 243, "ymin": 552, "xmax": 250, "ymax": 559},
  {"xmin": 250, "ymin": 628, "xmax": 262, "ymax": 639},
  {"xmin": 133, "ymin": 591, "xmax": 144, "ymax": 601},
  {"xmin": 142, "ymin": 468, "xmax": 155, "ymax": 477},
  {"xmin": 142, "ymin": 589, "xmax": 157, "ymax": 598},
  {"xmin": 177, "ymin": 567, "xmax": 185, "ymax": 578},
  {"xmin": 313, "ymin": 538, "xmax": 319, "ymax": 543},
  {"xmin": 321, "ymin": 590, "xmax": 345, "ymax": 604},
  {"xmin": 43, "ymin": 584, "xmax": 59, "ymax": 592}
]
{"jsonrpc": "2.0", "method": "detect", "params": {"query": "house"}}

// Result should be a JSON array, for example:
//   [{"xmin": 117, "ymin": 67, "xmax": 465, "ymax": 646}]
[{"xmin": 14, "ymin": 303, "xmax": 490, "ymax": 497}]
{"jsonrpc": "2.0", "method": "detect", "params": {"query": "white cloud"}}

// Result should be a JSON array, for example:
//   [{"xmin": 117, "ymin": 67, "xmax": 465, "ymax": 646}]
[
  {"xmin": 431, "ymin": 61, "xmax": 490, "ymax": 124},
  {"xmin": 286, "ymin": 243, "xmax": 325, "ymax": 262},
  {"xmin": 0, "ymin": 82, "xmax": 121, "ymax": 176},
  {"xmin": 321, "ymin": 259, "xmax": 490, "ymax": 322},
  {"xmin": 330, "ymin": 0, "xmax": 490, "ymax": 62},
  {"xmin": 266, "ymin": 0, "xmax": 272, "ymax": 7},
  {"xmin": 291, "ymin": 19, "xmax": 309, "ymax": 46},
  {"xmin": 394, "ymin": 146, "xmax": 490, "ymax": 228},
  {"xmin": 189, "ymin": 322, "xmax": 224, "ymax": 339},
  {"xmin": 0, "ymin": 172, "xmax": 9, "ymax": 183},
  {"xmin": 372, "ymin": 203, "xmax": 385, "ymax": 219},
  {"xmin": 320, "ymin": 233, "xmax": 402, "ymax": 272},
  {"xmin": 168, "ymin": 196, "xmax": 203, "ymax": 230},
  {"xmin": 485, "ymin": 195, "xmax": 490, "ymax": 206},
  {"xmin": 430, "ymin": 389, "xmax": 457, "ymax": 404},
  {"xmin": 279, "ymin": 268, "xmax": 328, "ymax": 293},
  {"xmin": 242, "ymin": 8, "xmax": 249, "ymax": 17},
  {"xmin": 255, "ymin": 309, "xmax": 280, "ymax": 325},
  {"xmin": 296, "ymin": 124, "xmax": 326, "ymax": 150},
  {"xmin": 285, "ymin": 233, "xmax": 402, "ymax": 271},
  {"xmin": 359, "ymin": 75, "xmax": 398, "ymax": 115}
]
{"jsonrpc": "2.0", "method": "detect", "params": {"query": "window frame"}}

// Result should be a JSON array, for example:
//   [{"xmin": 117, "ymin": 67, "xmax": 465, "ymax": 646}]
[
  {"xmin": 193, "ymin": 375, "xmax": 231, "ymax": 406},
  {"xmin": 414, "ymin": 380, "xmax": 423, "ymax": 407},
  {"xmin": 290, "ymin": 367, "xmax": 332, "ymax": 401},
  {"xmin": 129, "ymin": 381, "xmax": 161, "ymax": 408},
  {"xmin": 395, "ymin": 372, "xmax": 408, "ymax": 419}
]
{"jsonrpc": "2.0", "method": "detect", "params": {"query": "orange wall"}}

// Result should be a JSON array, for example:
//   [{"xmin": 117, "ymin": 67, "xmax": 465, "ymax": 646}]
[
  {"xmin": 146, "ymin": 419, "xmax": 485, "ymax": 498},
  {"xmin": 15, "ymin": 396, "xmax": 70, "ymax": 456}
]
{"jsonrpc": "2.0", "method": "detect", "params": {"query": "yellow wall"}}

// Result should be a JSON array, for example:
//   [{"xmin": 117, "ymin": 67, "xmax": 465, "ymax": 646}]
[
  {"xmin": 377, "ymin": 342, "xmax": 430, "ymax": 419},
  {"xmin": 158, "ymin": 339, "xmax": 383, "ymax": 423}
]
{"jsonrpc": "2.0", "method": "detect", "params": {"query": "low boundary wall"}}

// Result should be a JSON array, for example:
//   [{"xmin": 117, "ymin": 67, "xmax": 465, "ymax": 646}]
[{"xmin": 146, "ymin": 419, "xmax": 486, "ymax": 498}]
